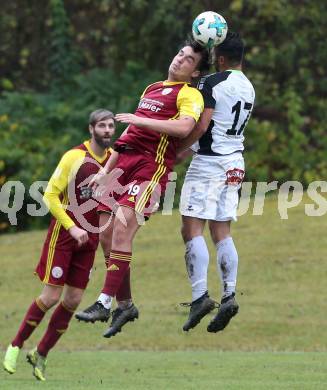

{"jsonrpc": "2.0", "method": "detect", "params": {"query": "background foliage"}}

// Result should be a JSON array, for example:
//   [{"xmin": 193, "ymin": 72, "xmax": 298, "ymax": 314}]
[{"xmin": 0, "ymin": 0, "xmax": 326, "ymax": 231}]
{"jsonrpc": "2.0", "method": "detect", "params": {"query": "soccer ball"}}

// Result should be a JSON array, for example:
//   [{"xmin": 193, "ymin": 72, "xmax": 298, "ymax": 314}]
[{"xmin": 192, "ymin": 11, "xmax": 228, "ymax": 48}]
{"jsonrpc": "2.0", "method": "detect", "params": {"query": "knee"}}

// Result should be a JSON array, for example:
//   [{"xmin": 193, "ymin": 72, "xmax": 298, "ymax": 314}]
[
  {"xmin": 209, "ymin": 222, "xmax": 230, "ymax": 244},
  {"xmin": 181, "ymin": 216, "xmax": 206, "ymax": 244},
  {"xmin": 111, "ymin": 209, "xmax": 139, "ymax": 250},
  {"xmin": 63, "ymin": 297, "xmax": 81, "ymax": 311},
  {"xmin": 64, "ymin": 290, "xmax": 83, "ymax": 311},
  {"xmin": 39, "ymin": 293, "xmax": 60, "ymax": 309},
  {"xmin": 181, "ymin": 222, "xmax": 196, "ymax": 243},
  {"xmin": 180, "ymin": 225, "xmax": 188, "ymax": 243},
  {"xmin": 112, "ymin": 224, "xmax": 129, "ymax": 248}
]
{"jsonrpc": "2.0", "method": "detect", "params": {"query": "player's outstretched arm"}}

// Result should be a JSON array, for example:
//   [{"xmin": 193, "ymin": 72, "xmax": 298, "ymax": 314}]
[
  {"xmin": 177, "ymin": 108, "xmax": 214, "ymax": 152},
  {"xmin": 115, "ymin": 113, "xmax": 196, "ymax": 138},
  {"xmin": 89, "ymin": 149, "xmax": 119, "ymax": 189}
]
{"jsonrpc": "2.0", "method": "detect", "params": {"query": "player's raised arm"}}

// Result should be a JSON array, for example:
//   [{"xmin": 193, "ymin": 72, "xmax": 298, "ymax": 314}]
[
  {"xmin": 115, "ymin": 113, "xmax": 196, "ymax": 139},
  {"xmin": 115, "ymin": 82, "xmax": 204, "ymax": 139},
  {"xmin": 88, "ymin": 149, "xmax": 119, "ymax": 189}
]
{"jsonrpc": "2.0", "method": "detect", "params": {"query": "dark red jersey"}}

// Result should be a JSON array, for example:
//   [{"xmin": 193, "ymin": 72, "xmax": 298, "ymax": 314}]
[
  {"xmin": 43, "ymin": 141, "xmax": 111, "ymax": 251},
  {"xmin": 115, "ymin": 81, "xmax": 203, "ymax": 169}
]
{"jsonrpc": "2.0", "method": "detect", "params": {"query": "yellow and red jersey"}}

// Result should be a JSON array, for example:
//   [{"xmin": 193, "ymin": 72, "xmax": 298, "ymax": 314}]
[
  {"xmin": 43, "ymin": 140, "xmax": 111, "ymax": 250},
  {"xmin": 115, "ymin": 81, "xmax": 204, "ymax": 170}
]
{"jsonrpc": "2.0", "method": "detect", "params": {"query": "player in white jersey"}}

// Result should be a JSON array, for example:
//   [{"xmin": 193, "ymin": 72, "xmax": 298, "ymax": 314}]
[{"xmin": 179, "ymin": 32, "xmax": 255, "ymax": 333}]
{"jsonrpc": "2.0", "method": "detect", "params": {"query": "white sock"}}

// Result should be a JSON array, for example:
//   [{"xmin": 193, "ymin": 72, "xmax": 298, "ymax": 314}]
[
  {"xmin": 97, "ymin": 293, "xmax": 113, "ymax": 309},
  {"xmin": 185, "ymin": 236, "xmax": 209, "ymax": 302},
  {"xmin": 216, "ymin": 237, "xmax": 238, "ymax": 300}
]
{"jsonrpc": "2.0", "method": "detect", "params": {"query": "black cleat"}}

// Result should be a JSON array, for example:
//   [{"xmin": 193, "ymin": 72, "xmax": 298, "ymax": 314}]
[
  {"xmin": 207, "ymin": 294, "xmax": 239, "ymax": 333},
  {"xmin": 103, "ymin": 304, "xmax": 139, "ymax": 338},
  {"xmin": 75, "ymin": 301, "xmax": 110, "ymax": 323},
  {"xmin": 181, "ymin": 292, "xmax": 217, "ymax": 332}
]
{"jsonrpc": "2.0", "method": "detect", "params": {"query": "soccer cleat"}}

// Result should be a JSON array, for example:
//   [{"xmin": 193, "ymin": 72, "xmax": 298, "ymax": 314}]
[
  {"xmin": 207, "ymin": 294, "xmax": 239, "ymax": 333},
  {"xmin": 26, "ymin": 347, "xmax": 47, "ymax": 381},
  {"xmin": 75, "ymin": 301, "xmax": 110, "ymax": 323},
  {"xmin": 181, "ymin": 292, "xmax": 217, "ymax": 332},
  {"xmin": 103, "ymin": 304, "xmax": 139, "ymax": 338},
  {"xmin": 3, "ymin": 344, "xmax": 20, "ymax": 374}
]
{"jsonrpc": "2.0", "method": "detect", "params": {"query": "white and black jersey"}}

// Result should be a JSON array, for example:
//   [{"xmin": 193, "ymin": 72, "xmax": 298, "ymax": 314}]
[{"xmin": 192, "ymin": 70, "xmax": 255, "ymax": 156}]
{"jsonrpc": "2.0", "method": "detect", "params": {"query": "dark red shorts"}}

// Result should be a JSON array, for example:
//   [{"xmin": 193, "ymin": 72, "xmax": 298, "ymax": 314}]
[
  {"xmin": 35, "ymin": 241, "xmax": 96, "ymax": 290},
  {"xmin": 97, "ymin": 150, "xmax": 169, "ymax": 217}
]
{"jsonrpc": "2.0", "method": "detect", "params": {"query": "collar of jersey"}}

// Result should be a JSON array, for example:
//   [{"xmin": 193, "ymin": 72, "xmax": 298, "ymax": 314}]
[
  {"xmin": 163, "ymin": 81, "xmax": 189, "ymax": 86},
  {"xmin": 84, "ymin": 140, "xmax": 109, "ymax": 163},
  {"xmin": 226, "ymin": 69, "xmax": 243, "ymax": 73}
]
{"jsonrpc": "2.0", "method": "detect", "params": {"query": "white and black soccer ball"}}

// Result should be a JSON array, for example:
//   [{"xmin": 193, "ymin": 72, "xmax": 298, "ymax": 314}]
[{"xmin": 192, "ymin": 11, "xmax": 228, "ymax": 48}]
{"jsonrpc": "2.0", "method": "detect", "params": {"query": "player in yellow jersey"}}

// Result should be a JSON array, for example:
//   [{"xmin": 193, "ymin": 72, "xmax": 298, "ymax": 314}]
[{"xmin": 3, "ymin": 109, "xmax": 115, "ymax": 381}]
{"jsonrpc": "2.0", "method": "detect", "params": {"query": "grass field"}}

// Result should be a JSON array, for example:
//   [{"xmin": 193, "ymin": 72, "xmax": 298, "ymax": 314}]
[
  {"xmin": 2, "ymin": 351, "xmax": 327, "ymax": 389},
  {"xmin": 1, "ymin": 195, "xmax": 327, "ymax": 387}
]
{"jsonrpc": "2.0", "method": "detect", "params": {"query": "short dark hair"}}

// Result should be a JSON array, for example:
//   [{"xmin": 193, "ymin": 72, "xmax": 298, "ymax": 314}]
[
  {"xmin": 89, "ymin": 109, "xmax": 114, "ymax": 127},
  {"xmin": 183, "ymin": 38, "xmax": 211, "ymax": 74},
  {"xmin": 214, "ymin": 32, "xmax": 244, "ymax": 65}
]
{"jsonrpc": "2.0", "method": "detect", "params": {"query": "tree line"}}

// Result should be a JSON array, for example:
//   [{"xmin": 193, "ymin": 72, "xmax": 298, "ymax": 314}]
[{"xmin": 0, "ymin": 0, "xmax": 326, "ymax": 231}]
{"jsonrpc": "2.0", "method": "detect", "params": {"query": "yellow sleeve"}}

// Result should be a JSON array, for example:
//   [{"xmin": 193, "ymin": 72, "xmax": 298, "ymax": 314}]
[
  {"xmin": 176, "ymin": 85, "xmax": 204, "ymax": 122},
  {"xmin": 43, "ymin": 149, "xmax": 85, "ymax": 230}
]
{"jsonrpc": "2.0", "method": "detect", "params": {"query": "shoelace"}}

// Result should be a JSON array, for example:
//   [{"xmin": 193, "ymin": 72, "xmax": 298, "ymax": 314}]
[
  {"xmin": 179, "ymin": 300, "xmax": 220, "ymax": 308},
  {"xmin": 85, "ymin": 302, "xmax": 103, "ymax": 313},
  {"xmin": 111, "ymin": 308, "xmax": 123, "ymax": 321}
]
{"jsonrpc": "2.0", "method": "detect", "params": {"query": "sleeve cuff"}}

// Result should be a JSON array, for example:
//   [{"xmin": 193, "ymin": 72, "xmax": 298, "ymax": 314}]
[{"xmin": 63, "ymin": 221, "xmax": 75, "ymax": 231}]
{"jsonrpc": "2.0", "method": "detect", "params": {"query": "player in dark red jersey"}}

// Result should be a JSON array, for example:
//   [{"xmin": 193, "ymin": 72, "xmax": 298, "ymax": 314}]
[
  {"xmin": 3, "ymin": 109, "xmax": 115, "ymax": 381},
  {"xmin": 75, "ymin": 40, "xmax": 210, "ymax": 338}
]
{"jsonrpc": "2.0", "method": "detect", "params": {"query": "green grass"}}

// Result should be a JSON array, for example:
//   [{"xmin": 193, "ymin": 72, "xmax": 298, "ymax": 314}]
[
  {"xmin": 2, "ymin": 351, "xmax": 327, "ymax": 389},
  {"xmin": 1, "ymin": 195, "xmax": 327, "ymax": 386}
]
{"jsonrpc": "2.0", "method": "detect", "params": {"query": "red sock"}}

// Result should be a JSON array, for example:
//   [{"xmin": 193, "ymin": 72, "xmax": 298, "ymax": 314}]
[
  {"xmin": 116, "ymin": 267, "xmax": 132, "ymax": 301},
  {"xmin": 12, "ymin": 298, "xmax": 48, "ymax": 348},
  {"xmin": 102, "ymin": 250, "xmax": 131, "ymax": 297},
  {"xmin": 37, "ymin": 302, "xmax": 74, "ymax": 357}
]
